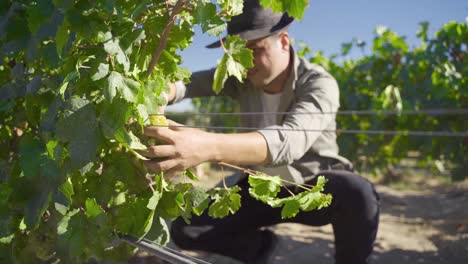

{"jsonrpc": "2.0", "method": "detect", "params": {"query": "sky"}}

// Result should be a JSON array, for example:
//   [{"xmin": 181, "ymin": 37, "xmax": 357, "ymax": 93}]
[{"xmin": 167, "ymin": 0, "xmax": 467, "ymax": 111}]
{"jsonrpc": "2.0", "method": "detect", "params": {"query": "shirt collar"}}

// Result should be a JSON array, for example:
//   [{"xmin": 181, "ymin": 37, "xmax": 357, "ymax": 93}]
[{"xmin": 285, "ymin": 45, "xmax": 299, "ymax": 91}]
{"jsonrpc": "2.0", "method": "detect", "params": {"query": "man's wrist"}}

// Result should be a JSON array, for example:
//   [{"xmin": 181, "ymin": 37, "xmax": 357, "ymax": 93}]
[{"xmin": 207, "ymin": 132, "xmax": 223, "ymax": 163}]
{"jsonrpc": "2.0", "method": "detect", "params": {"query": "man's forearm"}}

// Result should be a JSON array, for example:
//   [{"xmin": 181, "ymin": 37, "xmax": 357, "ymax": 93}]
[{"xmin": 210, "ymin": 132, "xmax": 270, "ymax": 166}]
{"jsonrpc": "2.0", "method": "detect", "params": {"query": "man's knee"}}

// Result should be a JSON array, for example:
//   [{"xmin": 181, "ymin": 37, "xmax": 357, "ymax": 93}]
[{"xmin": 170, "ymin": 218, "xmax": 195, "ymax": 249}]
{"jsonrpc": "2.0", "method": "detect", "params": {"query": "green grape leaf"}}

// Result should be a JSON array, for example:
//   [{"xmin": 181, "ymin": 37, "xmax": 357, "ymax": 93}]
[
  {"xmin": 259, "ymin": 0, "xmax": 308, "ymax": 20},
  {"xmin": 26, "ymin": 75, "xmax": 42, "ymax": 95},
  {"xmin": 104, "ymin": 72, "xmax": 122, "ymax": 102},
  {"xmin": 156, "ymin": 191, "xmax": 185, "ymax": 220},
  {"xmin": 19, "ymin": 135, "xmax": 47, "ymax": 178},
  {"xmin": 59, "ymin": 178, "xmax": 74, "ymax": 206},
  {"xmin": 186, "ymin": 188, "xmax": 210, "ymax": 216},
  {"xmin": 146, "ymin": 172, "xmax": 167, "ymax": 211},
  {"xmin": 0, "ymin": 217, "xmax": 13, "ymax": 241},
  {"xmin": 213, "ymin": 35, "xmax": 253, "ymax": 94},
  {"xmin": 169, "ymin": 18, "xmax": 194, "ymax": 51},
  {"xmin": 56, "ymin": 212, "xmax": 88, "ymax": 261},
  {"xmin": 59, "ymin": 70, "xmax": 79, "ymax": 96},
  {"xmin": 85, "ymin": 198, "xmax": 104, "ymax": 218},
  {"xmin": 226, "ymin": 55, "xmax": 243, "ymax": 81},
  {"xmin": 248, "ymin": 173, "xmax": 282, "ymax": 200},
  {"xmin": 104, "ymin": 37, "xmax": 130, "ymax": 72},
  {"xmin": 117, "ymin": 130, "xmax": 147, "ymax": 150},
  {"xmin": 55, "ymin": 202, "xmax": 69, "ymax": 215},
  {"xmin": 91, "ymin": 63, "xmax": 109, "ymax": 81},
  {"xmin": 17, "ymin": 135, "xmax": 61, "ymax": 228},
  {"xmin": 0, "ymin": 234, "xmax": 14, "ymax": 244},
  {"xmin": 218, "ymin": 0, "xmax": 244, "ymax": 16},
  {"xmin": 281, "ymin": 199, "xmax": 300, "ymax": 219},
  {"xmin": 26, "ymin": 0, "xmax": 54, "ymax": 34},
  {"xmin": 24, "ymin": 185, "xmax": 53, "ymax": 229},
  {"xmin": 112, "ymin": 197, "xmax": 155, "ymax": 238},
  {"xmin": 106, "ymin": 71, "xmax": 140, "ymax": 103},
  {"xmin": 297, "ymin": 191, "xmax": 321, "ymax": 211},
  {"xmin": 174, "ymin": 183, "xmax": 193, "ymax": 193},
  {"xmin": 253, "ymin": 176, "xmax": 332, "ymax": 218},
  {"xmin": 417, "ymin": 21, "xmax": 430, "ymax": 41},
  {"xmin": 147, "ymin": 190, "xmax": 163, "ymax": 211},
  {"xmin": 57, "ymin": 209, "xmax": 79, "ymax": 235},
  {"xmin": 184, "ymin": 168, "xmax": 200, "ymax": 182},
  {"xmin": 57, "ymin": 100, "xmax": 100, "ymax": 169},
  {"xmin": 173, "ymin": 67, "xmax": 192, "ymax": 83},
  {"xmin": 129, "ymin": 148, "xmax": 150, "ymax": 160},
  {"xmin": 141, "ymin": 77, "xmax": 166, "ymax": 115},
  {"xmin": 208, "ymin": 186, "xmax": 241, "ymax": 218},
  {"xmin": 341, "ymin": 42, "xmax": 353, "ymax": 56},
  {"xmin": 99, "ymin": 98, "xmax": 132, "ymax": 139},
  {"xmin": 311, "ymin": 175, "xmax": 327, "ymax": 192},
  {"xmin": 213, "ymin": 55, "xmax": 229, "ymax": 94},
  {"xmin": 0, "ymin": 183, "xmax": 12, "ymax": 210},
  {"xmin": 108, "ymin": 192, "xmax": 127, "ymax": 208},
  {"xmin": 380, "ymin": 85, "xmax": 402, "ymax": 111},
  {"xmin": 56, "ymin": 17, "xmax": 69, "ymax": 57},
  {"xmin": 45, "ymin": 140, "xmax": 58, "ymax": 159},
  {"xmin": 195, "ymin": 3, "xmax": 226, "ymax": 36},
  {"xmin": 145, "ymin": 216, "xmax": 170, "ymax": 246}
]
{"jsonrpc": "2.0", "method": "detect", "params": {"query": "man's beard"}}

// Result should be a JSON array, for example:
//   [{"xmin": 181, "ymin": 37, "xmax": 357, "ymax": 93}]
[{"xmin": 247, "ymin": 71, "xmax": 272, "ymax": 90}]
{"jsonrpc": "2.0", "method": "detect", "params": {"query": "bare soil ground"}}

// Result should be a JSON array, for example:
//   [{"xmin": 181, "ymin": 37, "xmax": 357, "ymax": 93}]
[{"xmin": 132, "ymin": 168, "xmax": 468, "ymax": 264}]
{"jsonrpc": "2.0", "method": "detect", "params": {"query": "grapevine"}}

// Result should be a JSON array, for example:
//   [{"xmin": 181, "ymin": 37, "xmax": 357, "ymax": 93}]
[{"xmin": 0, "ymin": 0, "xmax": 319, "ymax": 262}]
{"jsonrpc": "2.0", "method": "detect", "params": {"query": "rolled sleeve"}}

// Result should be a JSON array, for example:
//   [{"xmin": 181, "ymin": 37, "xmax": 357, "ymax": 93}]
[
  {"xmin": 258, "ymin": 75, "xmax": 340, "ymax": 166},
  {"xmin": 173, "ymin": 80, "xmax": 187, "ymax": 103}
]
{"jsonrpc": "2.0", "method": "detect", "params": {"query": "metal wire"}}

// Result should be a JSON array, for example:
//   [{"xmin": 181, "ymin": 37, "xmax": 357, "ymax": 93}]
[
  {"xmin": 140, "ymin": 237, "xmax": 212, "ymax": 264},
  {"xmin": 156, "ymin": 125, "xmax": 468, "ymax": 137},
  {"xmin": 163, "ymin": 108, "xmax": 468, "ymax": 116},
  {"xmin": 120, "ymin": 234, "xmax": 211, "ymax": 264}
]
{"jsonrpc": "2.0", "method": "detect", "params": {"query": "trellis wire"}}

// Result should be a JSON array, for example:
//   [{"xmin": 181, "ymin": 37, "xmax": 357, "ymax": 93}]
[
  {"xmin": 154, "ymin": 124, "xmax": 467, "ymax": 137},
  {"xmin": 120, "ymin": 234, "xmax": 211, "ymax": 264},
  {"xmin": 162, "ymin": 108, "xmax": 468, "ymax": 116}
]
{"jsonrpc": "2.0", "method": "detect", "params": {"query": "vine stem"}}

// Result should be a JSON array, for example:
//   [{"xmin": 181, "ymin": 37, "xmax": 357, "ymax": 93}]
[
  {"xmin": 283, "ymin": 185, "xmax": 295, "ymax": 197},
  {"xmin": 219, "ymin": 36, "xmax": 228, "ymax": 53},
  {"xmin": 281, "ymin": 179, "xmax": 312, "ymax": 191},
  {"xmin": 220, "ymin": 165, "xmax": 227, "ymax": 189},
  {"xmin": 146, "ymin": 0, "xmax": 186, "ymax": 78},
  {"xmin": 217, "ymin": 162, "xmax": 313, "ymax": 191},
  {"xmin": 218, "ymin": 162, "xmax": 252, "ymax": 174}
]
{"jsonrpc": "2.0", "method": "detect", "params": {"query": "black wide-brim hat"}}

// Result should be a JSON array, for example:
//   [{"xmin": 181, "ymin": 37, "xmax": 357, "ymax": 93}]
[{"xmin": 206, "ymin": 0, "xmax": 294, "ymax": 48}]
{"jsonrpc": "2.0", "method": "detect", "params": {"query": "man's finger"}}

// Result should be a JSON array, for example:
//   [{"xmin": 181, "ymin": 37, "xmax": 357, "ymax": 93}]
[
  {"xmin": 166, "ymin": 119, "xmax": 185, "ymax": 131},
  {"xmin": 144, "ymin": 159, "xmax": 179, "ymax": 172},
  {"xmin": 144, "ymin": 126, "xmax": 175, "ymax": 143},
  {"xmin": 143, "ymin": 145, "xmax": 177, "ymax": 158}
]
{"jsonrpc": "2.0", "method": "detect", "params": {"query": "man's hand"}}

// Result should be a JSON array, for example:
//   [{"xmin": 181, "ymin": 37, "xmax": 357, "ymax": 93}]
[
  {"xmin": 142, "ymin": 119, "xmax": 270, "ymax": 178},
  {"xmin": 142, "ymin": 120, "xmax": 216, "ymax": 178}
]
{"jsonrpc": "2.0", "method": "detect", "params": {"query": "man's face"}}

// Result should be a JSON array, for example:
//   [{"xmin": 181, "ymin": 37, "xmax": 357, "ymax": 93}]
[{"xmin": 245, "ymin": 34, "xmax": 288, "ymax": 89}]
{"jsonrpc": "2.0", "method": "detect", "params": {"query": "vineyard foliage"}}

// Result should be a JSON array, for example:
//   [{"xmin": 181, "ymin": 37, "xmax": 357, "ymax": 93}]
[
  {"xmin": 308, "ymin": 22, "xmax": 467, "ymax": 178},
  {"xmin": 195, "ymin": 21, "xmax": 467, "ymax": 179},
  {"xmin": 0, "ymin": 0, "xmax": 328, "ymax": 263}
]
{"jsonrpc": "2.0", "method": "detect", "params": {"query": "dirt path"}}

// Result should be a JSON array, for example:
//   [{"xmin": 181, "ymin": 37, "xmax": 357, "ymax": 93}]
[{"xmin": 133, "ymin": 175, "xmax": 468, "ymax": 264}]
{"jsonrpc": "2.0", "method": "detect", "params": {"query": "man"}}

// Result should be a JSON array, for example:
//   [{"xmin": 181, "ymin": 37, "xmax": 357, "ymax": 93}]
[{"xmin": 142, "ymin": 0, "xmax": 380, "ymax": 263}]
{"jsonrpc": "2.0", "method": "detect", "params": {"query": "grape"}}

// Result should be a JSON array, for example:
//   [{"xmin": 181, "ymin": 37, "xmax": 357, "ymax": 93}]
[
  {"xmin": 146, "ymin": 115, "xmax": 168, "ymax": 146},
  {"xmin": 149, "ymin": 115, "xmax": 168, "ymax": 126}
]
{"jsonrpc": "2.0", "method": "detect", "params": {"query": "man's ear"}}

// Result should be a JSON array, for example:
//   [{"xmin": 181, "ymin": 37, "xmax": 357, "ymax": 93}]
[{"xmin": 279, "ymin": 32, "xmax": 290, "ymax": 51}]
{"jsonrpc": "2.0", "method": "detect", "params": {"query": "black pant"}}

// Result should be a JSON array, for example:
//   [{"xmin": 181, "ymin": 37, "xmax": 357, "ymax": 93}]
[{"xmin": 171, "ymin": 170, "xmax": 380, "ymax": 264}]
